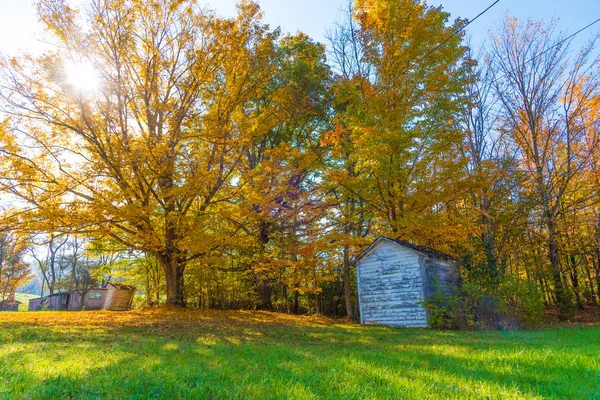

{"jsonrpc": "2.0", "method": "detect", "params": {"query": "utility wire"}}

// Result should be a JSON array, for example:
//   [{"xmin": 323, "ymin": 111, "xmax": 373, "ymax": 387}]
[
  {"xmin": 524, "ymin": 17, "xmax": 600, "ymax": 66},
  {"xmin": 489, "ymin": 16, "xmax": 600, "ymax": 89},
  {"xmin": 358, "ymin": 0, "xmax": 500, "ymax": 106}
]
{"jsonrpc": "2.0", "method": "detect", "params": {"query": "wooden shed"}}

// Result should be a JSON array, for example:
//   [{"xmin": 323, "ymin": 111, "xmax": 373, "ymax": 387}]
[
  {"xmin": 355, "ymin": 237, "xmax": 460, "ymax": 328},
  {"xmin": 44, "ymin": 292, "xmax": 71, "ymax": 311},
  {"xmin": 28, "ymin": 284, "xmax": 134, "ymax": 311},
  {"xmin": 0, "ymin": 300, "xmax": 21, "ymax": 311},
  {"xmin": 28, "ymin": 292, "xmax": 71, "ymax": 311},
  {"xmin": 103, "ymin": 282, "xmax": 135, "ymax": 311},
  {"xmin": 68, "ymin": 289, "xmax": 108, "ymax": 310},
  {"xmin": 28, "ymin": 297, "xmax": 44, "ymax": 311}
]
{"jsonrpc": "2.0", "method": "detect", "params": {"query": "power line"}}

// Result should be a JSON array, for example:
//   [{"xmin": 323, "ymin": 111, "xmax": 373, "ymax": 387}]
[
  {"xmin": 489, "ymin": 16, "xmax": 600, "ymax": 89},
  {"xmin": 524, "ymin": 17, "xmax": 600, "ymax": 66},
  {"xmin": 358, "ymin": 0, "xmax": 500, "ymax": 106}
]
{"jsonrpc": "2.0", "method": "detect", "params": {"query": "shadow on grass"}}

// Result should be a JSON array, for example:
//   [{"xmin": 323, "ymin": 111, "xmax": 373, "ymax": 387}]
[{"xmin": 1, "ymin": 319, "xmax": 599, "ymax": 399}]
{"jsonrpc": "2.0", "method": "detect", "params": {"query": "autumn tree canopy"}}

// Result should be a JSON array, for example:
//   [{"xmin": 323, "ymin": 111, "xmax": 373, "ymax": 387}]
[
  {"xmin": 1, "ymin": 0, "xmax": 599, "ymax": 319},
  {"xmin": 0, "ymin": 0, "xmax": 329, "ymax": 305},
  {"xmin": 0, "ymin": 232, "xmax": 32, "ymax": 302}
]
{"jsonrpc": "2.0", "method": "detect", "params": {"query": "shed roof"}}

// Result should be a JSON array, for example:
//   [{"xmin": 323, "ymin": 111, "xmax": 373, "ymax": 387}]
[
  {"xmin": 107, "ymin": 282, "xmax": 136, "ymax": 290},
  {"xmin": 353, "ymin": 236, "xmax": 458, "ymax": 265},
  {"xmin": 47, "ymin": 291, "xmax": 70, "ymax": 297},
  {"xmin": 0, "ymin": 299, "xmax": 22, "ymax": 305}
]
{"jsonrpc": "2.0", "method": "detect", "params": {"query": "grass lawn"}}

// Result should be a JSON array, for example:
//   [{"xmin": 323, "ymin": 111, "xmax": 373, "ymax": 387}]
[{"xmin": 0, "ymin": 310, "xmax": 599, "ymax": 399}]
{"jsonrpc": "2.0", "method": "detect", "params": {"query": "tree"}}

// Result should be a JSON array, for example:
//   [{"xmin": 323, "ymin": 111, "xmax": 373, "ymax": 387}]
[
  {"xmin": 327, "ymin": 0, "xmax": 472, "ymax": 246},
  {"xmin": 56, "ymin": 236, "xmax": 103, "ymax": 309},
  {"xmin": 325, "ymin": 0, "xmax": 374, "ymax": 319},
  {"xmin": 0, "ymin": 0, "xmax": 325, "ymax": 305},
  {"xmin": 322, "ymin": 0, "xmax": 474, "ymax": 317},
  {"xmin": 228, "ymin": 32, "xmax": 331, "ymax": 310},
  {"xmin": 0, "ymin": 232, "xmax": 32, "ymax": 301},
  {"xmin": 29, "ymin": 233, "xmax": 68, "ymax": 296},
  {"xmin": 458, "ymin": 43, "xmax": 528, "ymax": 288},
  {"xmin": 490, "ymin": 16, "xmax": 600, "ymax": 315}
]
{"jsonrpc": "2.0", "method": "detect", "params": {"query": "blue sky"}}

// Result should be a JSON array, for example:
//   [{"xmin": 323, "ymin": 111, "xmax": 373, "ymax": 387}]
[{"xmin": 0, "ymin": 0, "xmax": 599, "ymax": 55}]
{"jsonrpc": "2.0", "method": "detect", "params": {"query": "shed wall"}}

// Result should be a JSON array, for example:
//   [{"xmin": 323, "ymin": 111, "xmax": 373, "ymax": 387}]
[
  {"xmin": 68, "ymin": 289, "xmax": 108, "ymax": 310},
  {"xmin": 0, "ymin": 301, "xmax": 20, "ymax": 311},
  {"xmin": 48, "ymin": 293, "xmax": 69, "ymax": 310},
  {"xmin": 29, "ymin": 298, "xmax": 43, "ymax": 311},
  {"xmin": 104, "ymin": 285, "xmax": 135, "ymax": 311},
  {"xmin": 357, "ymin": 240, "xmax": 428, "ymax": 327},
  {"xmin": 423, "ymin": 257, "xmax": 460, "ymax": 297}
]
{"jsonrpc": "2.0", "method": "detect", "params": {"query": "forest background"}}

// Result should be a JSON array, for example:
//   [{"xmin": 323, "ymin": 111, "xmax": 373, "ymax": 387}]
[{"xmin": 0, "ymin": 0, "xmax": 599, "ymax": 327}]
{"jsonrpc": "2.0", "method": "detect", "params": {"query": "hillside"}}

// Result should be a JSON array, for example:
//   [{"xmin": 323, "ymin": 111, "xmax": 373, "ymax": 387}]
[
  {"xmin": 1, "ymin": 310, "xmax": 598, "ymax": 399},
  {"xmin": 8, "ymin": 293, "xmax": 39, "ymax": 311}
]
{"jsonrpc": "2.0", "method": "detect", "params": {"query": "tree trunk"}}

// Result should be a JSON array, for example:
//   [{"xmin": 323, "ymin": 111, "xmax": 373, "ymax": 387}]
[
  {"xmin": 254, "ymin": 219, "xmax": 272, "ymax": 310},
  {"xmin": 582, "ymin": 255, "xmax": 597, "ymax": 305},
  {"xmin": 255, "ymin": 280, "xmax": 273, "ymax": 310},
  {"xmin": 478, "ymin": 193, "xmax": 501, "ymax": 287},
  {"xmin": 48, "ymin": 247, "xmax": 56, "ymax": 296},
  {"xmin": 158, "ymin": 253, "xmax": 186, "ymax": 306},
  {"xmin": 595, "ymin": 248, "xmax": 600, "ymax": 305},
  {"xmin": 568, "ymin": 255, "xmax": 584, "ymax": 310},
  {"xmin": 342, "ymin": 244, "xmax": 354, "ymax": 318},
  {"xmin": 166, "ymin": 266, "xmax": 185, "ymax": 306},
  {"xmin": 538, "ymin": 277, "xmax": 551, "ymax": 305},
  {"xmin": 353, "ymin": 291, "xmax": 360, "ymax": 319},
  {"xmin": 145, "ymin": 274, "xmax": 151, "ymax": 307},
  {"xmin": 547, "ymin": 217, "xmax": 569, "ymax": 317},
  {"xmin": 293, "ymin": 285, "xmax": 299, "ymax": 314}
]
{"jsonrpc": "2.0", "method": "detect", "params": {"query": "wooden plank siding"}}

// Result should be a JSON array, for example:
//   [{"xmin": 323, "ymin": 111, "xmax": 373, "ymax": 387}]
[
  {"xmin": 424, "ymin": 257, "xmax": 460, "ymax": 296},
  {"xmin": 68, "ymin": 289, "xmax": 108, "ymax": 310},
  {"xmin": 27, "ymin": 283, "xmax": 134, "ymax": 312},
  {"xmin": 356, "ymin": 237, "xmax": 460, "ymax": 328},
  {"xmin": 104, "ymin": 283, "xmax": 135, "ymax": 311},
  {"xmin": 357, "ymin": 240, "xmax": 428, "ymax": 327}
]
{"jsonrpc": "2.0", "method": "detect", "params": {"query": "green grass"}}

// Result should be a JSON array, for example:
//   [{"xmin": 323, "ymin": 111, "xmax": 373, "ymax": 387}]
[{"xmin": 0, "ymin": 310, "xmax": 599, "ymax": 399}]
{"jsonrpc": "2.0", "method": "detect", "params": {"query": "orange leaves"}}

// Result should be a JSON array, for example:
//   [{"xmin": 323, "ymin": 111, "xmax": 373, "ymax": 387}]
[
  {"xmin": 0, "ymin": 232, "xmax": 33, "ymax": 302},
  {"xmin": 324, "ymin": 0, "xmax": 472, "ymax": 256},
  {"xmin": 0, "ymin": 308, "xmax": 340, "ymax": 333},
  {"xmin": 320, "ymin": 124, "xmax": 347, "ymax": 148}
]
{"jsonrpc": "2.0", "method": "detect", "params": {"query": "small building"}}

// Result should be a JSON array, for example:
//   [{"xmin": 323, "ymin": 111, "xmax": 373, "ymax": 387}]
[
  {"xmin": 355, "ymin": 236, "xmax": 460, "ymax": 328},
  {"xmin": 28, "ymin": 283, "xmax": 135, "ymax": 311},
  {"xmin": 104, "ymin": 282, "xmax": 135, "ymax": 311},
  {"xmin": 69, "ymin": 289, "xmax": 108, "ymax": 310},
  {"xmin": 28, "ymin": 296, "xmax": 44, "ymax": 311},
  {"xmin": 29, "ymin": 292, "xmax": 71, "ymax": 311},
  {"xmin": 0, "ymin": 299, "xmax": 21, "ymax": 311}
]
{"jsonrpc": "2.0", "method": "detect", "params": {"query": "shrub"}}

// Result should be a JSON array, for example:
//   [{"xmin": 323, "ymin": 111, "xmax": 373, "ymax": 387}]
[
  {"xmin": 422, "ymin": 283, "xmax": 482, "ymax": 330},
  {"xmin": 423, "ymin": 276, "xmax": 544, "ymax": 330},
  {"xmin": 422, "ymin": 291, "xmax": 455, "ymax": 330},
  {"xmin": 497, "ymin": 276, "xmax": 544, "ymax": 329}
]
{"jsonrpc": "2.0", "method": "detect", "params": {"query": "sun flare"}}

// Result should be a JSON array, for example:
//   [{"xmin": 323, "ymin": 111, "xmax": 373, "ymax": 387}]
[{"xmin": 65, "ymin": 60, "xmax": 100, "ymax": 92}]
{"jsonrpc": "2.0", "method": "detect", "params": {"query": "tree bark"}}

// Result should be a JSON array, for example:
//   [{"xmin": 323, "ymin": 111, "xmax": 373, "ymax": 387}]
[
  {"xmin": 157, "ymin": 252, "xmax": 186, "ymax": 306},
  {"xmin": 293, "ymin": 284, "xmax": 299, "ymax": 314},
  {"xmin": 595, "ymin": 248, "xmax": 600, "ymax": 305},
  {"xmin": 166, "ymin": 265, "xmax": 185, "ymax": 306},
  {"xmin": 255, "ymin": 280, "xmax": 273, "ymax": 310},
  {"xmin": 547, "ymin": 217, "xmax": 569, "ymax": 317},
  {"xmin": 254, "ymin": 219, "xmax": 273, "ymax": 310},
  {"xmin": 342, "ymin": 244, "xmax": 354, "ymax": 318},
  {"xmin": 568, "ymin": 254, "xmax": 584, "ymax": 310}
]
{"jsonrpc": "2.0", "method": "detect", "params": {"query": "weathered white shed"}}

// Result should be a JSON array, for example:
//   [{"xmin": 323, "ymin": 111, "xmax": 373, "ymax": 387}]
[{"xmin": 355, "ymin": 237, "xmax": 460, "ymax": 328}]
